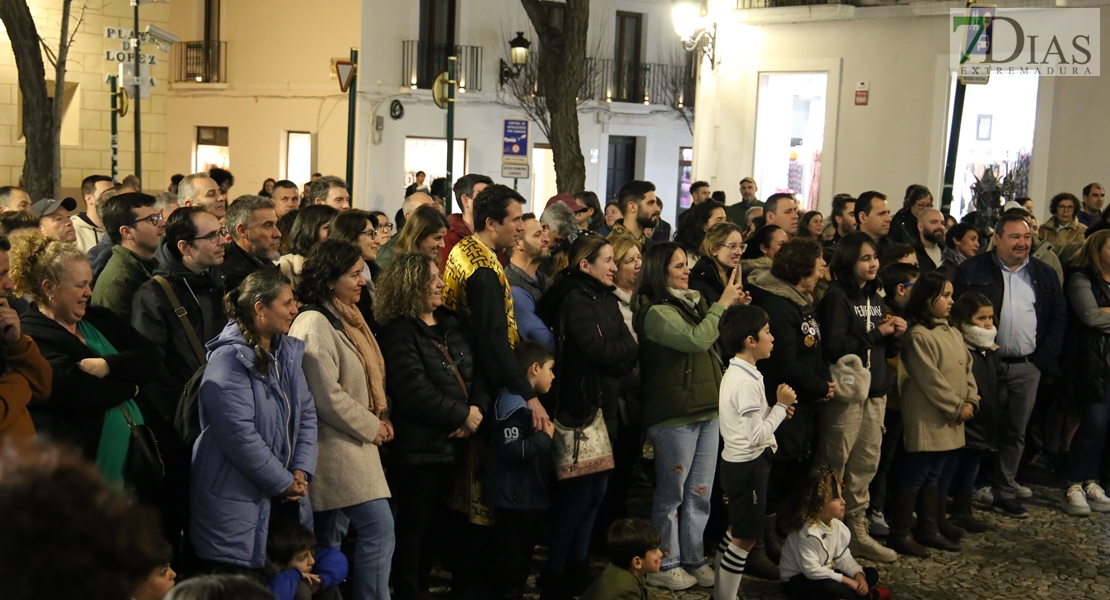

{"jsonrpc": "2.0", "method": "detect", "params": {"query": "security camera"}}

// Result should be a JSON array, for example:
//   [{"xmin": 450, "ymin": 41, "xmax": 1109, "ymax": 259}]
[{"xmin": 144, "ymin": 25, "xmax": 180, "ymax": 47}]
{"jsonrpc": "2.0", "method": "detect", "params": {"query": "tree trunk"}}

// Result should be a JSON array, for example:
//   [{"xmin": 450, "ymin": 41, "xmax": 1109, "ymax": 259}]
[
  {"xmin": 521, "ymin": 0, "xmax": 588, "ymax": 195},
  {"xmin": 0, "ymin": 0, "xmax": 53, "ymax": 201},
  {"xmin": 52, "ymin": 0, "xmax": 74, "ymax": 201}
]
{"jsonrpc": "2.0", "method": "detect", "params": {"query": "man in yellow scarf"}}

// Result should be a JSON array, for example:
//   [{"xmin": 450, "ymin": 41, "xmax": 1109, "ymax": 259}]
[{"xmin": 443, "ymin": 184, "xmax": 550, "ymax": 432}]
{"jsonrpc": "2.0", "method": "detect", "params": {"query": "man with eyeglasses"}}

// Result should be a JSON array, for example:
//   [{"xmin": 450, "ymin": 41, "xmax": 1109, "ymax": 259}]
[
  {"xmin": 90, "ymin": 193, "xmax": 166, "ymax": 321},
  {"xmin": 890, "ymin": 184, "xmax": 934, "ymax": 245},
  {"xmin": 131, "ymin": 207, "xmax": 230, "ymax": 550}
]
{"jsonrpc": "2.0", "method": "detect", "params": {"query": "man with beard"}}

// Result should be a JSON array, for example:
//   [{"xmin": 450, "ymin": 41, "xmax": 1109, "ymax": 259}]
[
  {"xmin": 507, "ymin": 213, "xmax": 554, "ymax": 349},
  {"xmin": 220, "ymin": 195, "xmax": 281, "ymax": 292},
  {"xmin": 913, "ymin": 209, "xmax": 957, "ymax": 275},
  {"xmin": 610, "ymin": 180, "xmax": 661, "ymax": 249}
]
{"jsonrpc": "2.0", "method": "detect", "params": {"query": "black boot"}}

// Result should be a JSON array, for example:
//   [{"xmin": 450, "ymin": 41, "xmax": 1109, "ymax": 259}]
[
  {"xmin": 886, "ymin": 488, "xmax": 930, "ymax": 558},
  {"xmin": 914, "ymin": 485, "xmax": 961, "ymax": 551},
  {"xmin": 948, "ymin": 491, "xmax": 991, "ymax": 533},
  {"xmin": 937, "ymin": 491, "xmax": 967, "ymax": 542},
  {"xmin": 743, "ymin": 540, "xmax": 780, "ymax": 581},
  {"xmin": 764, "ymin": 513, "xmax": 783, "ymax": 564}
]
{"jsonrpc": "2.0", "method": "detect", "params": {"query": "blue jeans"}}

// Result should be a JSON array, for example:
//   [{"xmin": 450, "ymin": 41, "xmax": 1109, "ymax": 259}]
[
  {"xmin": 1066, "ymin": 402, "xmax": 1110, "ymax": 484},
  {"xmin": 547, "ymin": 473, "xmax": 608, "ymax": 574},
  {"xmin": 898, "ymin": 451, "xmax": 956, "ymax": 491},
  {"xmin": 315, "ymin": 499, "xmax": 395, "ymax": 600},
  {"xmin": 648, "ymin": 418, "xmax": 719, "ymax": 571}
]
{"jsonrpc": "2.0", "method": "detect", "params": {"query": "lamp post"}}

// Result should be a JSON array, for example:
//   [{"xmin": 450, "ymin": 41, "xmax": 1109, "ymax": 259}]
[
  {"xmin": 671, "ymin": 0, "xmax": 716, "ymax": 65},
  {"xmin": 499, "ymin": 31, "xmax": 532, "ymax": 86}
]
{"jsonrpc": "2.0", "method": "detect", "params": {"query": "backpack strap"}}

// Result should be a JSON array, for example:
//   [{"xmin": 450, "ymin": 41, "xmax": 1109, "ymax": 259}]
[{"xmin": 153, "ymin": 275, "xmax": 207, "ymax": 365}]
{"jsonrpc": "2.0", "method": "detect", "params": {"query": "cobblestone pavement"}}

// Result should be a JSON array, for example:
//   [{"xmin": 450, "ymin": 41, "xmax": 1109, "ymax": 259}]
[
  {"xmin": 644, "ymin": 479, "xmax": 1110, "ymax": 600},
  {"xmin": 428, "ymin": 471, "xmax": 1110, "ymax": 599}
]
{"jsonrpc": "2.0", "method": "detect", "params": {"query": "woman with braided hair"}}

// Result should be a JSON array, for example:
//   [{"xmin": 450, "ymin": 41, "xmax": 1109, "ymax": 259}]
[{"xmin": 190, "ymin": 269, "xmax": 318, "ymax": 572}]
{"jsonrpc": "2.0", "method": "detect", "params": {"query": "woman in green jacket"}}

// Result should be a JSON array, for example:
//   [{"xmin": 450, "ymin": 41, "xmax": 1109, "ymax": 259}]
[{"xmin": 633, "ymin": 242, "xmax": 744, "ymax": 591}]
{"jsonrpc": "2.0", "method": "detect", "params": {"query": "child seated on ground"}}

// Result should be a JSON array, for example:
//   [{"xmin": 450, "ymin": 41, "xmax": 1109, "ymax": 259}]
[
  {"xmin": 265, "ymin": 517, "xmax": 348, "ymax": 600},
  {"xmin": 581, "ymin": 518, "xmax": 662, "ymax": 600},
  {"xmin": 779, "ymin": 467, "xmax": 890, "ymax": 600},
  {"xmin": 132, "ymin": 537, "xmax": 177, "ymax": 600},
  {"xmin": 482, "ymin": 340, "xmax": 557, "ymax": 599},
  {"xmin": 713, "ymin": 304, "xmax": 796, "ymax": 600}
]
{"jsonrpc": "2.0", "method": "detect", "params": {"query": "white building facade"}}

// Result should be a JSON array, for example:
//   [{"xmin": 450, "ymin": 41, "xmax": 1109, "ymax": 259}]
[{"xmin": 356, "ymin": 0, "xmax": 696, "ymax": 222}]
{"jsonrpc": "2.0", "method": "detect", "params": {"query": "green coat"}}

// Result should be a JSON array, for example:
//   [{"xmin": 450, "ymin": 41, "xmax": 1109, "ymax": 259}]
[
  {"xmin": 580, "ymin": 564, "xmax": 648, "ymax": 600},
  {"xmin": 633, "ymin": 293, "xmax": 723, "ymax": 428},
  {"xmin": 91, "ymin": 245, "xmax": 158, "ymax": 322}
]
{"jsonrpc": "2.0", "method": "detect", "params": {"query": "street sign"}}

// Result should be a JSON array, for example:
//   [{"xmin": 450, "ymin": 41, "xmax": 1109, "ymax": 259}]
[
  {"xmin": 503, "ymin": 119, "xmax": 529, "ymax": 165},
  {"xmin": 119, "ymin": 63, "xmax": 154, "ymax": 99},
  {"xmin": 956, "ymin": 3, "xmax": 995, "ymax": 85},
  {"xmin": 502, "ymin": 163, "xmax": 530, "ymax": 179},
  {"xmin": 335, "ymin": 60, "xmax": 356, "ymax": 93}
]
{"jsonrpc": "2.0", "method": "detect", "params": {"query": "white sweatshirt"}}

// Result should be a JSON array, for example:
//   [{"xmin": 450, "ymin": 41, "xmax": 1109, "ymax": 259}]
[
  {"xmin": 719, "ymin": 357, "xmax": 787, "ymax": 463},
  {"xmin": 779, "ymin": 519, "xmax": 864, "ymax": 582}
]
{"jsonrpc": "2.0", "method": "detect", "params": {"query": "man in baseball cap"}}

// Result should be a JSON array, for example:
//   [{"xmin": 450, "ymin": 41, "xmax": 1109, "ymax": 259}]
[
  {"xmin": 545, "ymin": 193, "xmax": 588, "ymax": 214},
  {"xmin": 32, "ymin": 197, "xmax": 78, "ymax": 243}
]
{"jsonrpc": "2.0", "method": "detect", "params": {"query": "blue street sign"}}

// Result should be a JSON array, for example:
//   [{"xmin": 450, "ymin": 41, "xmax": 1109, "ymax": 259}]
[{"xmin": 503, "ymin": 119, "xmax": 529, "ymax": 164}]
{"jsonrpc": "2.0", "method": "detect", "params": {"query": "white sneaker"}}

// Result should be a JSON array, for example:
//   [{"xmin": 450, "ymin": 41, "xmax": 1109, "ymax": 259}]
[
  {"xmin": 972, "ymin": 486, "xmax": 994, "ymax": 507},
  {"xmin": 689, "ymin": 563, "xmax": 715, "ymax": 587},
  {"xmin": 1085, "ymin": 482, "xmax": 1110, "ymax": 512},
  {"xmin": 646, "ymin": 567, "xmax": 697, "ymax": 590},
  {"xmin": 868, "ymin": 510, "xmax": 890, "ymax": 536},
  {"xmin": 1016, "ymin": 484, "xmax": 1033, "ymax": 499},
  {"xmin": 1062, "ymin": 484, "xmax": 1092, "ymax": 517}
]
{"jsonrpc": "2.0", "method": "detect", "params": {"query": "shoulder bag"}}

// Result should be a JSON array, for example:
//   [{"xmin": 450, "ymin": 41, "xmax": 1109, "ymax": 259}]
[
  {"xmin": 551, "ymin": 300, "xmax": 615, "ymax": 480},
  {"xmin": 119, "ymin": 403, "xmax": 165, "ymax": 491},
  {"xmin": 152, "ymin": 275, "xmax": 211, "ymax": 444}
]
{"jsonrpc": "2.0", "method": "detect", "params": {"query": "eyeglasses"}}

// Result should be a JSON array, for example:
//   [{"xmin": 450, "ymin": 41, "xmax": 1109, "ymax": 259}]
[
  {"xmin": 914, "ymin": 201, "xmax": 935, "ymax": 210},
  {"xmin": 375, "ymin": 222, "xmax": 394, "ymax": 232},
  {"xmin": 192, "ymin": 227, "xmax": 229, "ymax": 243},
  {"xmin": 129, "ymin": 213, "xmax": 165, "ymax": 227},
  {"xmin": 360, "ymin": 228, "xmax": 378, "ymax": 239},
  {"xmin": 901, "ymin": 281, "xmax": 916, "ymax": 288},
  {"xmin": 720, "ymin": 243, "xmax": 747, "ymax": 253}
]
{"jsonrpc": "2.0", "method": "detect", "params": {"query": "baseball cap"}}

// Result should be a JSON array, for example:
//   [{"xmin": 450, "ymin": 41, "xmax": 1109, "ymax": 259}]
[
  {"xmin": 30, "ymin": 197, "xmax": 77, "ymax": 218},
  {"xmin": 546, "ymin": 194, "xmax": 587, "ymax": 213}
]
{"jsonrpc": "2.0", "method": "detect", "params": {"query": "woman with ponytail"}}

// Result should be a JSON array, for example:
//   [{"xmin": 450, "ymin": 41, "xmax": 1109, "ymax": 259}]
[{"xmin": 190, "ymin": 270, "xmax": 318, "ymax": 572}]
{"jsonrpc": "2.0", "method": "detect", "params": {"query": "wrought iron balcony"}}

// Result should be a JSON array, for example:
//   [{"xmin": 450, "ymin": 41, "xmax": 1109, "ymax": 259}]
[
  {"xmin": 172, "ymin": 41, "xmax": 226, "ymax": 84},
  {"xmin": 588, "ymin": 58, "xmax": 696, "ymax": 107},
  {"xmin": 401, "ymin": 41, "xmax": 483, "ymax": 92}
]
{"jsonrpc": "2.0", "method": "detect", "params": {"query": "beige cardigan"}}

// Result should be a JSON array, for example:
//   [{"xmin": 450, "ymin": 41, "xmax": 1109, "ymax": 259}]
[
  {"xmin": 289, "ymin": 309, "xmax": 390, "ymax": 511},
  {"xmin": 278, "ymin": 254, "xmax": 306, "ymax": 290},
  {"xmin": 899, "ymin": 321, "xmax": 979, "ymax": 453}
]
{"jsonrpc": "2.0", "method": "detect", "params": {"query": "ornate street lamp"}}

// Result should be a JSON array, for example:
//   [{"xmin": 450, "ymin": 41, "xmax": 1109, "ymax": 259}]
[
  {"xmin": 499, "ymin": 31, "xmax": 532, "ymax": 86},
  {"xmin": 672, "ymin": 0, "xmax": 716, "ymax": 65}
]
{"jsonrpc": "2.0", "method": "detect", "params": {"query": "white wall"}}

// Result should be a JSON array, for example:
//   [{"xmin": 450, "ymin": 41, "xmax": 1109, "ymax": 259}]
[
  {"xmin": 695, "ymin": 1, "xmax": 1110, "ymax": 216},
  {"xmin": 356, "ymin": 0, "xmax": 693, "ymax": 223}
]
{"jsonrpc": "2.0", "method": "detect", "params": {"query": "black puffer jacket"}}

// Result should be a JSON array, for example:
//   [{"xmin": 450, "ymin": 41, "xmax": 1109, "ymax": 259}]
[
  {"xmin": 747, "ymin": 271, "xmax": 831, "ymax": 460},
  {"xmin": 964, "ymin": 344, "xmax": 1001, "ymax": 451},
  {"xmin": 380, "ymin": 307, "xmax": 490, "ymax": 466},
  {"xmin": 536, "ymin": 270, "xmax": 639, "ymax": 431},
  {"xmin": 22, "ymin": 306, "xmax": 160, "ymax": 459}
]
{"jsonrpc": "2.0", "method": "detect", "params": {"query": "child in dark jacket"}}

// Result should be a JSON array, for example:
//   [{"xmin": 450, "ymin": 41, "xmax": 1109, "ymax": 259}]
[
  {"xmin": 265, "ymin": 518, "xmax": 348, "ymax": 600},
  {"xmin": 947, "ymin": 292, "xmax": 1000, "ymax": 532},
  {"xmin": 483, "ymin": 340, "xmax": 556, "ymax": 599}
]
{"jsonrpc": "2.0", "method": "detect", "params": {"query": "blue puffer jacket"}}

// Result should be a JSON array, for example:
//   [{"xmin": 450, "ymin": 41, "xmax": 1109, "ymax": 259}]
[
  {"xmin": 267, "ymin": 546, "xmax": 349, "ymax": 600},
  {"xmin": 190, "ymin": 321, "xmax": 319, "ymax": 569}
]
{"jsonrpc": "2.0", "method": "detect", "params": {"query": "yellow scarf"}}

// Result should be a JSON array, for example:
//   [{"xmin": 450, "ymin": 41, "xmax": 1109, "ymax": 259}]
[{"xmin": 443, "ymin": 235, "xmax": 519, "ymax": 346}]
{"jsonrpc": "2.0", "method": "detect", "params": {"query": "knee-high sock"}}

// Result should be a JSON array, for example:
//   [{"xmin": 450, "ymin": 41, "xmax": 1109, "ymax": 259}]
[
  {"xmin": 713, "ymin": 532, "xmax": 730, "ymax": 583},
  {"xmin": 713, "ymin": 541, "xmax": 747, "ymax": 600}
]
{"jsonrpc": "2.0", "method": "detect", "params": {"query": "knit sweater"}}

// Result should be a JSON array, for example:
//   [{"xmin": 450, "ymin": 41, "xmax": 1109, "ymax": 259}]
[
  {"xmin": 719, "ymin": 357, "xmax": 787, "ymax": 463},
  {"xmin": 0, "ymin": 336, "xmax": 52, "ymax": 444}
]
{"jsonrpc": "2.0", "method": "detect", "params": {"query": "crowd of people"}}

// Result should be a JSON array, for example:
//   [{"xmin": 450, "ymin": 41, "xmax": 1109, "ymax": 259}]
[{"xmin": 1, "ymin": 168, "xmax": 1109, "ymax": 600}]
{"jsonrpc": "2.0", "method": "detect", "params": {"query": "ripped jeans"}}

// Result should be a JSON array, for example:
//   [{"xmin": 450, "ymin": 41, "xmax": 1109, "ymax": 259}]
[{"xmin": 648, "ymin": 418, "xmax": 720, "ymax": 572}]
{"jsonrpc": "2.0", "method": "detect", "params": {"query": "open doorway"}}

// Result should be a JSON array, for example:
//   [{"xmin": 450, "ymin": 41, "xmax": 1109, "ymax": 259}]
[
  {"xmin": 752, "ymin": 73, "xmax": 827, "ymax": 211},
  {"xmin": 947, "ymin": 73, "xmax": 1038, "ymax": 219},
  {"xmin": 403, "ymin": 137, "xmax": 466, "ymax": 207},
  {"xmin": 531, "ymin": 144, "xmax": 557, "ymax": 213}
]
